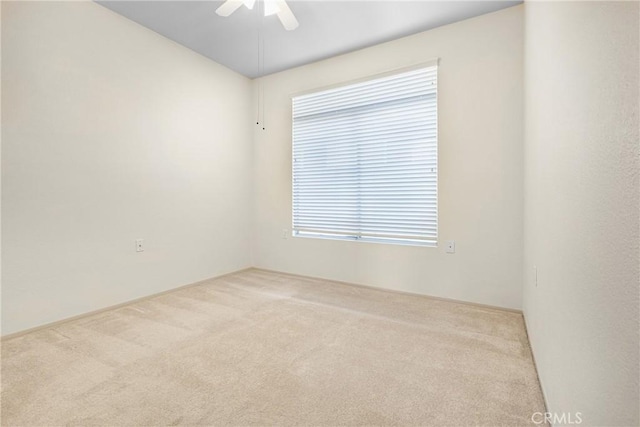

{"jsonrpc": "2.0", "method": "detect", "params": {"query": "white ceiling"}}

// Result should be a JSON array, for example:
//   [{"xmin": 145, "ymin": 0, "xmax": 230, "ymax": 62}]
[{"xmin": 97, "ymin": 1, "xmax": 521, "ymax": 78}]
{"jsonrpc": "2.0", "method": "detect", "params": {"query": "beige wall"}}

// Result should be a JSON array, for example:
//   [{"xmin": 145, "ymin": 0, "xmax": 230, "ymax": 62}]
[
  {"xmin": 252, "ymin": 6, "xmax": 524, "ymax": 309},
  {"xmin": 0, "ymin": 0, "xmax": 3, "ymax": 332},
  {"xmin": 1, "ymin": 1, "xmax": 253, "ymax": 335},
  {"xmin": 523, "ymin": 1, "xmax": 639, "ymax": 425}
]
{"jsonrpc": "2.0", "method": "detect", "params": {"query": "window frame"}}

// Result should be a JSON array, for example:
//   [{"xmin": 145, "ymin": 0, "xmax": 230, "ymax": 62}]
[{"xmin": 290, "ymin": 61, "xmax": 439, "ymax": 248}]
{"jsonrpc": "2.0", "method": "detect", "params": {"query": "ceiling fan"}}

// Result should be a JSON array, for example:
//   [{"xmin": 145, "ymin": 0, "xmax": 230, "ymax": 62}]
[{"xmin": 216, "ymin": 0, "xmax": 299, "ymax": 31}]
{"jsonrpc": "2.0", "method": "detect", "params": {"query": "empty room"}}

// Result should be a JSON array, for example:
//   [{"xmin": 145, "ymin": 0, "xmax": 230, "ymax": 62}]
[{"xmin": 1, "ymin": 0, "xmax": 638, "ymax": 426}]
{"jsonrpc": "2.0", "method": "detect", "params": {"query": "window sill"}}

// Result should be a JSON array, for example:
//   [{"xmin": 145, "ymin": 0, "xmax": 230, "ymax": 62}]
[{"xmin": 292, "ymin": 231, "xmax": 437, "ymax": 248}]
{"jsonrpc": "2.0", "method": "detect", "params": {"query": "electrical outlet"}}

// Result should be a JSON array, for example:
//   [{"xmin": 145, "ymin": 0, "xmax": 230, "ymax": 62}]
[
  {"xmin": 282, "ymin": 229, "xmax": 288, "ymax": 239},
  {"xmin": 136, "ymin": 239, "xmax": 144, "ymax": 252},
  {"xmin": 446, "ymin": 240, "xmax": 455, "ymax": 254}
]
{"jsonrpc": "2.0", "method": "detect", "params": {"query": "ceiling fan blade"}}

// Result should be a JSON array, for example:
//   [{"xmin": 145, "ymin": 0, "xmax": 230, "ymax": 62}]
[
  {"xmin": 216, "ymin": 0, "xmax": 244, "ymax": 17},
  {"xmin": 275, "ymin": 0, "xmax": 298, "ymax": 31},
  {"xmin": 264, "ymin": 0, "xmax": 280, "ymax": 17}
]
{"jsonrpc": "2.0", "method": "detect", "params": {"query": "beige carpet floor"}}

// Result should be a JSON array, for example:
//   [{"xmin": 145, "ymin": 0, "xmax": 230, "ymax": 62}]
[{"xmin": 1, "ymin": 269, "xmax": 546, "ymax": 426}]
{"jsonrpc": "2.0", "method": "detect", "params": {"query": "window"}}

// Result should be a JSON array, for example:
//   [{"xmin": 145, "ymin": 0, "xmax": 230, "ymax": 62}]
[{"xmin": 292, "ymin": 65, "xmax": 438, "ymax": 247}]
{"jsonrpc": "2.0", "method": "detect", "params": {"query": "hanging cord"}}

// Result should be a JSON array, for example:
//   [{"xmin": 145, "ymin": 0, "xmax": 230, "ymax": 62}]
[
  {"xmin": 254, "ymin": 0, "xmax": 267, "ymax": 131},
  {"xmin": 256, "ymin": 2, "xmax": 262, "ymax": 126},
  {"xmin": 261, "ymin": 0, "xmax": 266, "ymax": 131},
  {"xmin": 261, "ymin": 41, "xmax": 265, "ymax": 130}
]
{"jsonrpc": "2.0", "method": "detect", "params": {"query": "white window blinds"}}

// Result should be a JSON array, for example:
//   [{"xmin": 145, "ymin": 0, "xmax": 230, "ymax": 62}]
[{"xmin": 292, "ymin": 65, "xmax": 437, "ymax": 247}]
